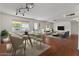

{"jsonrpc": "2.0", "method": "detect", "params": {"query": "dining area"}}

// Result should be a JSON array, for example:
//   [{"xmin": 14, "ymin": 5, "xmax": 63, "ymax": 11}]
[{"xmin": 0, "ymin": 30, "xmax": 49, "ymax": 56}]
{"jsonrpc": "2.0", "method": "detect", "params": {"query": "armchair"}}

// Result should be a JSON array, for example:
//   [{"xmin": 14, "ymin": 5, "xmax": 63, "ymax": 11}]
[{"xmin": 61, "ymin": 31, "xmax": 69, "ymax": 38}]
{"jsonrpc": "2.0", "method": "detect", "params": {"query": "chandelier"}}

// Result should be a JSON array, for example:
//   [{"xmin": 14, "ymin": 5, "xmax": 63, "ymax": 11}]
[{"xmin": 16, "ymin": 3, "xmax": 34, "ymax": 16}]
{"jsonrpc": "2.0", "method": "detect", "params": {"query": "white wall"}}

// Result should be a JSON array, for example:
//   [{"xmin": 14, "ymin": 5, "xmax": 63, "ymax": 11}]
[
  {"xmin": 0, "ymin": 13, "xmax": 2, "ymax": 33},
  {"xmin": 71, "ymin": 21, "xmax": 78, "ymax": 35},
  {"xmin": 0, "ymin": 13, "xmax": 2, "ymax": 41},
  {"xmin": 71, "ymin": 20, "xmax": 79, "ymax": 49},
  {"xmin": 53, "ymin": 21, "xmax": 71, "ymax": 35},
  {"xmin": 1, "ymin": 13, "xmax": 12, "ymax": 32}
]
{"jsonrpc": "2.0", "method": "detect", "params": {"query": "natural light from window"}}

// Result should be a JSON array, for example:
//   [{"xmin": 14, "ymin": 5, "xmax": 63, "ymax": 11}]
[{"xmin": 12, "ymin": 21, "xmax": 30, "ymax": 32}]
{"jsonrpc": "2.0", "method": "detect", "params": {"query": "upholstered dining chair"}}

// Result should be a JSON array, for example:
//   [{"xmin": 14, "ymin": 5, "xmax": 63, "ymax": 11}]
[
  {"xmin": 13, "ymin": 32, "xmax": 33, "ymax": 47},
  {"xmin": 30, "ymin": 34, "xmax": 44, "ymax": 47},
  {"xmin": 9, "ymin": 35, "xmax": 26, "ymax": 56}
]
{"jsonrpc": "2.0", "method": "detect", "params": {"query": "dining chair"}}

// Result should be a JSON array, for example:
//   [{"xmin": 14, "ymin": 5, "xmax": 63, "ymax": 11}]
[
  {"xmin": 9, "ymin": 35, "xmax": 26, "ymax": 56},
  {"xmin": 14, "ymin": 32, "xmax": 33, "ymax": 47},
  {"xmin": 31, "ymin": 34, "xmax": 44, "ymax": 48}
]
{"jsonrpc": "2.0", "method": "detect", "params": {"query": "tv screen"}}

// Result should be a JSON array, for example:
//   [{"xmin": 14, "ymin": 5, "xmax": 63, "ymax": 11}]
[{"xmin": 58, "ymin": 26, "xmax": 64, "ymax": 30}]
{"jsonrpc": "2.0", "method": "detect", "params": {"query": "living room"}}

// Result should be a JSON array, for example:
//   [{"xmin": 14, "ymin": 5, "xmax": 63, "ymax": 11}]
[{"xmin": 0, "ymin": 3, "xmax": 79, "ymax": 56}]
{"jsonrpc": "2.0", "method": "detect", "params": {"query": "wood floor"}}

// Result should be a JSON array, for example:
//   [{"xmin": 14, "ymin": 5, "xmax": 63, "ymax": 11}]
[
  {"xmin": 40, "ymin": 35, "xmax": 79, "ymax": 56},
  {"xmin": 0, "ymin": 34, "xmax": 79, "ymax": 56}
]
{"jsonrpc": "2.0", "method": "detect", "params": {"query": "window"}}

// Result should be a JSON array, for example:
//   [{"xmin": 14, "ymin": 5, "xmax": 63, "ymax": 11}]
[
  {"xmin": 12, "ymin": 21, "xmax": 30, "ymax": 32},
  {"xmin": 21, "ymin": 23, "xmax": 30, "ymax": 31}
]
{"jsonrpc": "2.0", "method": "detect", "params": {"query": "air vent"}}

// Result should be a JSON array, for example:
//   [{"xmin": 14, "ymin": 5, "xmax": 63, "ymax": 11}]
[{"xmin": 66, "ymin": 13, "xmax": 75, "ymax": 16}]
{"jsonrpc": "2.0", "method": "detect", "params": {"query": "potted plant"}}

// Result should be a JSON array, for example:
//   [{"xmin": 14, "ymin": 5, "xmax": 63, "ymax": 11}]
[{"xmin": 1, "ymin": 30, "xmax": 9, "ymax": 43}]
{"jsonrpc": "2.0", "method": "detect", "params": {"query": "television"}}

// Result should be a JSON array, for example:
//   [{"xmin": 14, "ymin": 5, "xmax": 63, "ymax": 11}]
[{"xmin": 58, "ymin": 26, "xmax": 64, "ymax": 30}]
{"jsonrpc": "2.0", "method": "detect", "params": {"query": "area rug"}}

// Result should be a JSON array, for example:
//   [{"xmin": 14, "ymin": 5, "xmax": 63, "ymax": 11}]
[
  {"xmin": 16, "ymin": 40, "xmax": 51, "ymax": 56},
  {"xmin": 47, "ymin": 35, "xmax": 62, "ymax": 39}
]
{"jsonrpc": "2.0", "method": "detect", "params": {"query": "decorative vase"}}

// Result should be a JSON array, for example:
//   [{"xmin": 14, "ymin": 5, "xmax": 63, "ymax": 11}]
[{"xmin": 1, "ymin": 36, "xmax": 9, "ymax": 43}]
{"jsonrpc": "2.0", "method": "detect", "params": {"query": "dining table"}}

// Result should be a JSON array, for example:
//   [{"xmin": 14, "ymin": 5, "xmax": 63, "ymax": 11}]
[{"xmin": 22, "ymin": 34, "xmax": 33, "ymax": 47}]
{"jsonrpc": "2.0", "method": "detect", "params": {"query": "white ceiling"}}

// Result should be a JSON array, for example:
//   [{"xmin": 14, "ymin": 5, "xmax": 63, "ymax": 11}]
[{"xmin": 0, "ymin": 3, "xmax": 79, "ymax": 22}]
